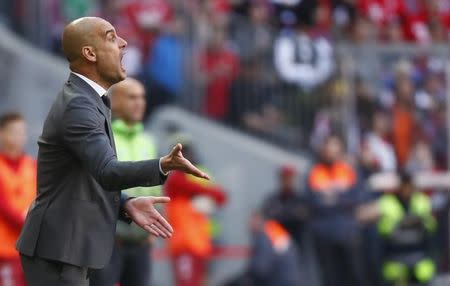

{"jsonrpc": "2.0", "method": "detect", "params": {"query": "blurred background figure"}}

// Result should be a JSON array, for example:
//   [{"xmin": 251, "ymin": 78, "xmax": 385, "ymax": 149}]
[
  {"xmin": 262, "ymin": 165, "xmax": 305, "ymax": 247},
  {"xmin": 358, "ymin": 172, "xmax": 438, "ymax": 286},
  {"xmin": 377, "ymin": 172, "xmax": 437, "ymax": 285},
  {"xmin": 145, "ymin": 15, "xmax": 187, "ymax": 116},
  {"xmin": 164, "ymin": 137, "xmax": 227, "ymax": 286},
  {"xmin": 306, "ymin": 134, "xmax": 365, "ymax": 286},
  {"xmin": 198, "ymin": 27, "xmax": 240, "ymax": 121},
  {"xmin": 0, "ymin": 112, "xmax": 36, "ymax": 286},
  {"xmin": 391, "ymin": 66, "xmax": 416, "ymax": 169},
  {"xmin": 224, "ymin": 211, "xmax": 301, "ymax": 286},
  {"xmin": 360, "ymin": 110, "xmax": 397, "ymax": 176},
  {"xmin": 90, "ymin": 78, "xmax": 161, "ymax": 286}
]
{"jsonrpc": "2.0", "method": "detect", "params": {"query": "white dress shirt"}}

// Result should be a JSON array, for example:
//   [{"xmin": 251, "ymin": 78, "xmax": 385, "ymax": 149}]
[
  {"xmin": 72, "ymin": 72, "xmax": 106, "ymax": 96},
  {"xmin": 71, "ymin": 72, "xmax": 168, "ymax": 176}
]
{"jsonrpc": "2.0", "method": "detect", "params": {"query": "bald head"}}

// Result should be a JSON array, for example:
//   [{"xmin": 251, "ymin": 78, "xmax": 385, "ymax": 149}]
[
  {"xmin": 63, "ymin": 17, "xmax": 105, "ymax": 62},
  {"xmin": 62, "ymin": 17, "xmax": 128, "ymax": 89},
  {"xmin": 111, "ymin": 78, "xmax": 146, "ymax": 124}
]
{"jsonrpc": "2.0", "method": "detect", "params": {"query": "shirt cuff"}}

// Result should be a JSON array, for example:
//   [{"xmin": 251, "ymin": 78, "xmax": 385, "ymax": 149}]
[{"xmin": 159, "ymin": 157, "xmax": 169, "ymax": 176}]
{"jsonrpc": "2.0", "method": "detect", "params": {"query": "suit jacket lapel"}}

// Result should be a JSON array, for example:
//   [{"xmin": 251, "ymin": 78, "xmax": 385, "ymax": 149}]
[
  {"xmin": 67, "ymin": 74, "xmax": 116, "ymax": 153},
  {"xmin": 103, "ymin": 90, "xmax": 116, "ymax": 153}
]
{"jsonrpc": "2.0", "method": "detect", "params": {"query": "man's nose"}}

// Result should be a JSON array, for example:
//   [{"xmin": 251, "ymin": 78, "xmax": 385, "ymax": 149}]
[{"xmin": 118, "ymin": 37, "xmax": 127, "ymax": 48}]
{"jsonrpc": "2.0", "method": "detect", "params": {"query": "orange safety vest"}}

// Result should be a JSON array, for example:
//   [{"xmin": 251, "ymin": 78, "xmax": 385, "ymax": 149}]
[
  {"xmin": 0, "ymin": 155, "xmax": 36, "ymax": 258},
  {"xmin": 308, "ymin": 161, "xmax": 356, "ymax": 192},
  {"xmin": 264, "ymin": 220, "xmax": 291, "ymax": 253}
]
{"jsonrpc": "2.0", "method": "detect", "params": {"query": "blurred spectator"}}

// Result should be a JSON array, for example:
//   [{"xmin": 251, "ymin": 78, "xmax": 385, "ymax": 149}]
[
  {"xmin": 384, "ymin": 19, "xmax": 404, "ymax": 42},
  {"xmin": 377, "ymin": 173, "xmax": 437, "ymax": 285},
  {"xmin": 306, "ymin": 134, "xmax": 365, "ymax": 286},
  {"xmin": 360, "ymin": 110, "xmax": 397, "ymax": 175},
  {"xmin": 392, "ymin": 69, "xmax": 416, "ymax": 168},
  {"xmin": 198, "ymin": 27, "xmax": 240, "ymax": 120},
  {"xmin": 90, "ymin": 79, "xmax": 160, "ymax": 286},
  {"xmin": 228, "ymin": 58, "xmax": 272, "ymax": 126},
  {"xmin": 426, "ymin": 105, "xmax": 448, "ymax": 169},
  {"xmin": 405, "ymin": 140, "xmax": 436, "ymax": 173},
  {"xmin": 231, "ymin": 0, "xmax": 273, "ymax": 68},
  {"xmin": 416, "ymin": 72, "xmax": 444, "ymax": 114},
  {"xmin": 356, "ymin": 0, "xmax": 405, "ymax": 39},
  {"xmin": 415, "ymin": 72, "xmax": 448, "ymax": 169},
  {"xmin": 350, "ymin": 15, "xmax": 374, "ymax": 44},
  {"xmin": 47, "ymin": 0, "xmax": 99, "ymax": 54},
  {"xmin": 355, "ymin": 77, "xmax": 377, "ymax": 133},
  {"xmin": 0, "ymin": 112, "xmax": 36, "ymax": 286},
  {"xmin": 273, "ymin": 0, "xmax": 334, "ymax": 89},
  {"xmin": 262, "ymin": 165, "xmax": 306, "ymax": 243},
  {"xmin": 164, "ymin": 138, "xmax": 227, "ymax": 286},
  {"xmin": 61, "ymin": 0, "xmax": 98, "ymax": 22},
  {"xmin": 224, "ymin": 211, "xmax": 301, "ymax": 286},
  {"xmin": 247, "ymin": 212, "xmax": 301, "ymax": 286},
  {"xmin": 146, "ymin": 16, "xmax": 187, "ymax": 115},
  {"xmin": 117, "ymin": 0, "xmax": 173, "ymax": 60},
  {"xmin": 332, "ymin": 0, "xmax": 358, "ymax": 35},
  {"xmin": 401, "ymin": 0, "xmax": 450, "ymax": 44}
]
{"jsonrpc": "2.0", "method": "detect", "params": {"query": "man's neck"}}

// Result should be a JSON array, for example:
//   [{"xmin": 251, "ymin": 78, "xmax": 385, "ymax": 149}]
[{"xmin": 70, "ymin": 68, "xmax": 111, "ymax": 90}]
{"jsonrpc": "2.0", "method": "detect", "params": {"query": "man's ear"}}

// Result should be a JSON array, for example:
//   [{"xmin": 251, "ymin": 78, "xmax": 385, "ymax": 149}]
[{"xmin": 81, "ymin": 46, "xmax": 96, "ymax": 63}]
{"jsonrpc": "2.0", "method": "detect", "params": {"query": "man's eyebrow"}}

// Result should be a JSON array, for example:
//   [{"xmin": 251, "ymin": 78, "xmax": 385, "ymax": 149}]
[{"xmin": 105, "ymin": 29, "xmax": 115, "ymax": 36}]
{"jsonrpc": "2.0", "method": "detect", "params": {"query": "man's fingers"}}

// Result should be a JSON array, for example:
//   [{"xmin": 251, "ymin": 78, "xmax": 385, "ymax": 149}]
[
  {"xmin": 144, "ymin": 225, "xmax": 159, "ymax": 237},
  {"xmin": 157, "ymin": 213, "xmax": 174, "ymax": 233},
  {"xmin": 150, "ymin": 224, "xmax": 167, "ymax": 238},
  {"xmin": 154, "ymin": 221, "xmax": 172, "ymax": 238},
  {"xmin": 171, "ymin": 143, "xmax": 182, "ymax": 155},
  {"xmin": 189, "ymin": 164, "xmax": 210, "ymax": 180},
  {"xmin": 152, "ymin": 196, "xmax": 171, "ymax": 204}
]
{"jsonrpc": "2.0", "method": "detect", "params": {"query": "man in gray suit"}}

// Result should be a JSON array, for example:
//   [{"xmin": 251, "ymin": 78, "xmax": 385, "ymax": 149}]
[{"xmin": 16, "ymin": 17, "xmax": 209, "ymax": 286}]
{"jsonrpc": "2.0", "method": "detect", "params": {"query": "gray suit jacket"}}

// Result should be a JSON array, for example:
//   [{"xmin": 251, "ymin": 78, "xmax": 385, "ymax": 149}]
[{"xmin": 16, "ymin": 73, "xmax": 165, "ymax": 269}]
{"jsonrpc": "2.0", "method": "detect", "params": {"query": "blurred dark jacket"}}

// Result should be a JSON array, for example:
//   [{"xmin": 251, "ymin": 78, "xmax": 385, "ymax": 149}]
[
  {"xmin": 261, "ymin": 190, "xmax": 307, "ymax": 240},
  {"xmin": 305, "ymin": 160, "xmax": 363, "ymax": 243},
  {"xmin": 248, "ymin": 220, "xmax": 301, "ymax": 286}
]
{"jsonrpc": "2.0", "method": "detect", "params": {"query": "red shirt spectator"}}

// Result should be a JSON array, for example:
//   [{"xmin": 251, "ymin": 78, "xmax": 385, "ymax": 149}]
[
  {"xmin": 393, "ymin": 0, "xmax": 450, "ymax": 42},
  {"xmin": 358, "ymin": 0, "xmax": 405, "ymax": 28},
  {"xmin": 118, "ymin": 0, "xmax": 173, "ymax": 60},
  {"xmin": 200, "ymin": 30, "xmax": 239, "ymax": 120}
]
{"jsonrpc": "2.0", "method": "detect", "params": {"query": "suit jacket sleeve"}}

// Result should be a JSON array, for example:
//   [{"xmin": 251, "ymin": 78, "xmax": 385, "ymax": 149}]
[{"xmin": 62, "ymin": 96, "xmax": 166, "ymax": 191}]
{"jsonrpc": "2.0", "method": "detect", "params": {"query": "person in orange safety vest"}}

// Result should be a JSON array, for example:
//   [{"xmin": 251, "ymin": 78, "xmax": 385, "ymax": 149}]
[
  {"xmin": 306, "ymin": 134, "xmax": 365, "ymax": 286},
  {"xmin": 164, "ymin": 141, "xmax": 227, "ymax": 286},
  {"xmin": 0, "ymin": 112, "xmax": 36, "ymax": 286}
]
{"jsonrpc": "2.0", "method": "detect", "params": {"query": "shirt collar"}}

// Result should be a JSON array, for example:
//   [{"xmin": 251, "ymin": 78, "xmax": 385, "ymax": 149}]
[{"xmin": 71, "ymin": 72, "xmax": 107, "ymax": 97}]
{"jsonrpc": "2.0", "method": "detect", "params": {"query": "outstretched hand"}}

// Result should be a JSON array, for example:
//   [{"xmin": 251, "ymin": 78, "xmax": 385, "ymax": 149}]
[
  {"xmin": 124, "ymin": 196, "xmax": 173, "ymax": 238},
  {"xmin": 160, "ymin": 143, "xmax": 210, "ymax": 180}
]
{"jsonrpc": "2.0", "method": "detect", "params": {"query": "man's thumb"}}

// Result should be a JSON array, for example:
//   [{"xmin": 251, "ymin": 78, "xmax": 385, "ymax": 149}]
[{"xmin": 172, "ymin": 143, "xmax": 182, "ymax": 154}]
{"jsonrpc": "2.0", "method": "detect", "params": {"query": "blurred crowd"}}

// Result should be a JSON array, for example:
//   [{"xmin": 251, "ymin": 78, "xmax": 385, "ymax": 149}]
[
  {"xmin": 229, "ymin": 136, "xmax": 450, "ymax": 286},
  {"xmin": 4, "ymin": 0, "xmax": 450, "ymax": 157}
]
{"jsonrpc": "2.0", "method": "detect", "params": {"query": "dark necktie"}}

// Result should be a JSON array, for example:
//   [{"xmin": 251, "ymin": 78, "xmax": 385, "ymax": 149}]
[{"xmin": 101, "ymin": 94, "xmax": 111, "ymax": 109}]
